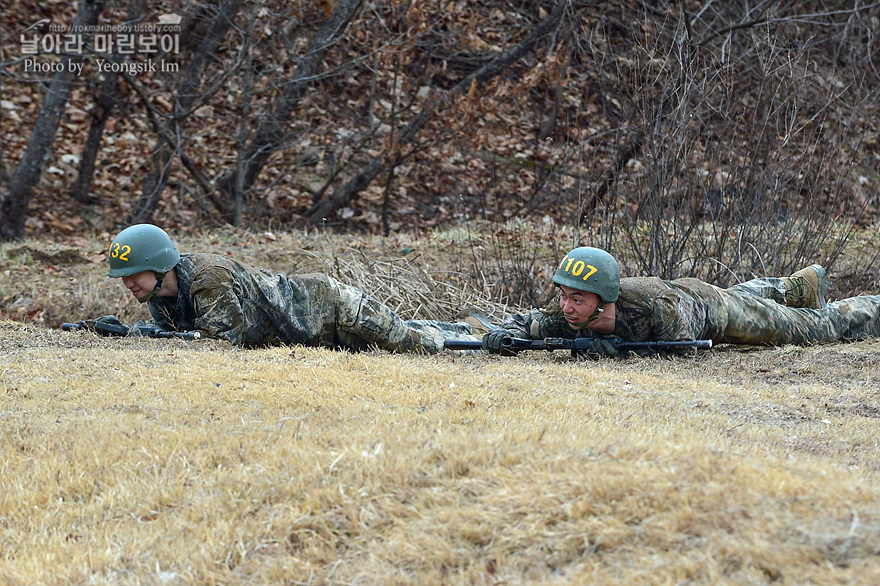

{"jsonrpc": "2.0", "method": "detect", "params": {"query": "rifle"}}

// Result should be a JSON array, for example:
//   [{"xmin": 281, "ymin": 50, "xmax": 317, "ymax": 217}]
[
  {"xmin": 444, "ymin": 336, "xmax": 712, "ymax": 356},
  {"xmin": 62, "ymin": 319, "xmax": 201, "ymax": 340}
]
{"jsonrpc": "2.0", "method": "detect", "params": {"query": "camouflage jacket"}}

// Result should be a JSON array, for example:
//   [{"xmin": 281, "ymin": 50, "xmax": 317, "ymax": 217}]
[
  {"xmin": 147, "ymin": 253, "xmax": 477, "ymax": 351},
  {"xmin": 501, "ymin": 276, "xmax": 727, "ymax": 343},
  {"xmin": 502, "ymin": 274, "xmax": 880, "ymax": 346},
  {"xmin": 148, "ymin": 253, "xmax": 339, "ymax": 347}
]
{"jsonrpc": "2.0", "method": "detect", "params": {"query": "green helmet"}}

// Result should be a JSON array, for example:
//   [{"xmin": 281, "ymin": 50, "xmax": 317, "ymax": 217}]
[
  {"xmin": 108, "ymin": 224, "xmax": 180, "ymax": 278},
  {"xmin": 552, "ymin": 247, "xmax": 620, "ymax": 303}
]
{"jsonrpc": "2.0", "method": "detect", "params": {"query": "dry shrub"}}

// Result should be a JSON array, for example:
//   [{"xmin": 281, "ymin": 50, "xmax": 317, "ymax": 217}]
[{"xmin": 0, "ymin": 226, "xmax": 525, "ymax": 329}]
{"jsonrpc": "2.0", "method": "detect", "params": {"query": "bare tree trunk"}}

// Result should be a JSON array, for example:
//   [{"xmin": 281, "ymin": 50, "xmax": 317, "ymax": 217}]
[
  {"xmin": 0, "ymin": 27, "xmax": 7, "ymax": 187},
  {"xmin": 230, "ymin": 7, "xmax": 257, "ymax": 227},
  {"xmin": 124, "ymin": 0, "xmax": 243, "ymax": 227},
  {"xmin": 306, "ymin": 0, "xmax": 567, "ymax": 225},
  {"xmin": 71, "ymin": 0, "xmax": 144, "ymax": 204},
  {"xmin": 213, "ymin": 0, "xmax": 364, "ymax": 223},
  {"xmin": 0, "ymin": 0, "xmax": 105, "ymax": 241}
]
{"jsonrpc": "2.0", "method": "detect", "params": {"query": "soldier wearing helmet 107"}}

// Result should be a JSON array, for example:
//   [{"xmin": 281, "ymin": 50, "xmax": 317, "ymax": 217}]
[
  {"xmin": 103, "ymin": 224, "xmax": 488, "ymax": 352},
  {"xmin": 481, "ymin": 245, "xmax": 880, "ymax": 356},
  {"xmin": 551, "ymin": 247, "xmax": 620, "ymax": 330}
]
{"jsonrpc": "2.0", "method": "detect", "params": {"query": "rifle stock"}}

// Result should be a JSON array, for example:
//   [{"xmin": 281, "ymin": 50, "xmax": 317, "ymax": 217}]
[
  {"xmin": 62, "ymin": 320, "xmax": 201, "ymax": 340},
  {"xmin": 443, "ymin": 336, "xmax": 712, "ymax": 356}
]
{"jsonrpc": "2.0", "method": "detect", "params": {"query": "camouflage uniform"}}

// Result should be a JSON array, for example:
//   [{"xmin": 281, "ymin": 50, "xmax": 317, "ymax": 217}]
[
  {"xmin": 147, "ymin": 253, "xmax": 479, "ymax": 352},
  {"xmin": 502, "ymin": 275, "xmax": 880, "ymax": 346}
]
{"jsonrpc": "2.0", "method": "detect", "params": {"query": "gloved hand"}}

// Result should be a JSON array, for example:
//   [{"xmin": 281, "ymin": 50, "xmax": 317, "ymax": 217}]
[
  {"xmin": 94, "ymin": 315, "xmax": 142, "ymax": 337},
  {"xmin": 482, "ymin": 329, "xmax": 518, "ymax": 355},
  {"xmin": 95, "ymin": 315, "xmax": 124, "ymax": 325},
  {"xmin": 583, "ymin": 337, "xmax": 620, "ymax": 358}
]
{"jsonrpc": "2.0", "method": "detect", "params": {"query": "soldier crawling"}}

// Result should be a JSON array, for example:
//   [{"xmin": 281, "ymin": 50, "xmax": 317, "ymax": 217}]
[
  {"xmin": 482, "ymin": 246, "xmax": 880, "ymax": 356},
  {"xmin": 105, "ymin": 224, "xmax": 483, "ymax": 352}
]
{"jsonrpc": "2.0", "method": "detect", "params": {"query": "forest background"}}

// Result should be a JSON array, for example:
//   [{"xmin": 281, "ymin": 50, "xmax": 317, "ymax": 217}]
[{"xmin": 2, "ymin": 0, "xmax": 880, "ymax": 311}]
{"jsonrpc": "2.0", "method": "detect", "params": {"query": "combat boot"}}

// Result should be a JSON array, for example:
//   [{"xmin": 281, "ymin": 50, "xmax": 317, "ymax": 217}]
[{"xmin": 783, "ymin": 264, "xmax": 827, "ymax": 309}]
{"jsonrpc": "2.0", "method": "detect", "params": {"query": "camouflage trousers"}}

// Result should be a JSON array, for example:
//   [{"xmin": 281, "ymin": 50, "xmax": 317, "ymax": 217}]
[
  {"xmin": 678, "ymin": 276, "xmax": 880, "ymax": 345},
  {"xmin": 331, "ymin": 277, "xmax": 479, "ymax": 353}
]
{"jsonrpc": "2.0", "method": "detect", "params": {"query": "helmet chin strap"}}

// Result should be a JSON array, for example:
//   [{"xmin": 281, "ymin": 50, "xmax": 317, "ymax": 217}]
[
  {"xmin": 583, "ymin": 302, "xmax": 606, "ymax": 326},
  {"xmin": 137, "ymin": 271, "xmax": 166, "ymax": 304}
]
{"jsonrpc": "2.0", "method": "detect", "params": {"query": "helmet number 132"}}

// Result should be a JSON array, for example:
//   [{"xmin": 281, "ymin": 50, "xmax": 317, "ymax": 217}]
[{"xmin": 109, "ymin": 242, "xmax": 131, "ymax": 262}]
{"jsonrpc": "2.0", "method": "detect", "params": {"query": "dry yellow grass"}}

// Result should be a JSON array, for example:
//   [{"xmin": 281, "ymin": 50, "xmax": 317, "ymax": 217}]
[{"xmin": 3, "ymin": 320, "xmax": 880, "ymax": 584}]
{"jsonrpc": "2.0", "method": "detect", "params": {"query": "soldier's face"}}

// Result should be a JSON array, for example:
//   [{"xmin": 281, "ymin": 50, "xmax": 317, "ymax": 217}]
[
  {"xmin": 121, "ymin": 270, "xmax": 159, "ymax": 301},
  {"xmin": 558, "ymin": 285, "xmax": 601, "ymax": 329}
]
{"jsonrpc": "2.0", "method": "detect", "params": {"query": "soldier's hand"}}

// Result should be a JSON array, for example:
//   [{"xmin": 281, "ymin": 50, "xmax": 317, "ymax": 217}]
[
  {"xmin": 95, "ymin": 315, "xmax": 124, "ymax": 326},
  {"xmin": 94, "ymin": 315, "xmax": 141, "ymax": 337},
  {"xmin": 584, "ymin": 337, "xmax": 620, "ymax": 358},
  {"xmin": 482, "ymin": 329, "xmax": 518, "ymax": 355}
]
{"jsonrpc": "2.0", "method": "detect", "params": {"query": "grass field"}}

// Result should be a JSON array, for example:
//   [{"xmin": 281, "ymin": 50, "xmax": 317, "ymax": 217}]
[
  {"xmin": 3, "ymin": 325, "xmax": 880, "ymax": 584},
  {"xmin": 2, "ymin": 226, "xmax": 880, "ymax": 584}
]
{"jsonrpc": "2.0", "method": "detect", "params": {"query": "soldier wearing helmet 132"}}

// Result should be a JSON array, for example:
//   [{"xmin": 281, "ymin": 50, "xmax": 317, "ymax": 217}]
[
  {"xmin": 108, "ymin": 223, "xmax": 180, "ymax": 303},
  {"xmin": 482, "ymin": 245, "xmax": 880, "ymax": 356},
  {"xmin": 107, "ymin": 224, "xmax": 484, "ymax": 352}
]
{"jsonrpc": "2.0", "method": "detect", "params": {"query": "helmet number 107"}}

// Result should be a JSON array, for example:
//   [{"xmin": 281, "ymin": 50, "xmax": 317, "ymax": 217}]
[{"xmin": 562, "ymin": 257, "xmax": 597, "ymax": 281}]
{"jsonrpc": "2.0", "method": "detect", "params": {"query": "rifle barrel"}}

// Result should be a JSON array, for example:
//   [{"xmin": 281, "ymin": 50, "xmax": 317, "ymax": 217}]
[
  {"xmin": 136, "ymin": 326, "xmax": 201, "ymax": 340},
  {"xmin": 444, "ymin": 336, "xmax": 713, "ymax": 353},
  {"xmin": 623, "ymin": 339, "xmax": 713, "ymax": 349},
  {"xmin": 61, "ymin": 320, "xmax": 201, "ymax": 340},
  {"xmin": 443, "ymin": 339, "xmax": 484, "ymax": 350},
  {"xmin": 155, "ymin": 330, "xmax": 201, "ymax": 340}
]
